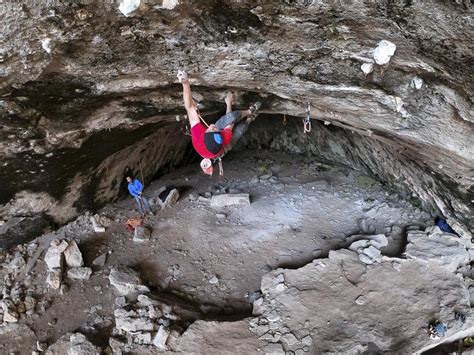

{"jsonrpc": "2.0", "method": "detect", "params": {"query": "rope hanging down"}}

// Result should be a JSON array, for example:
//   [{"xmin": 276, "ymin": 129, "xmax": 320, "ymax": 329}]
[{"xmin": 303, "ymin": 102, "xmax": 311, "ymax": 133}]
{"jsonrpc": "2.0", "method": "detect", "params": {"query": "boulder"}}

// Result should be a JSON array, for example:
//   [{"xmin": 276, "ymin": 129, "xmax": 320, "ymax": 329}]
[
  {"xmin": 90, "ymin": 217, "xmax": 106, "ymax": 233},
  {"xmin": 210, "ymin": 194, "xmax": 250, "ymax": 208},
  {"xmin": 133, "ymin": 226, "xmax": 151, "ymax": 243},
  {"xmin": 108, "ymin": 268, "xmax": 149, "ymax": 297},
  {"xmin": 44, "ymin": 245, "xmax": 63, "ymax": 271},
  {"xmin": 67, "ymin": 267, "xmax": 92, "ymax": 280},
  {"xmin": 92, "ymin": 253, "xmax": 107, "ymax": 268},
  {"xmin": 46, "ymin": 268, "xmax": 62, "ymax": 289},
  {"xmin": 1, "ymin": 299, "xmax": 19, "ymax": 323},
  {"xmin": 68, "ymin": 333, "xmax": 101, "ymax": 355},
  {"xmin": 64, "ymin": 240, "xmax": 84, "ymax": 268},
  {"xmin": 153, "ymin": 325, "xmax": 170, "ymax": 350},
  {"xmin": 114, "ymin": 309, "xmax": 154, "ymax": 332},
  {"xmin": 405, "ymin": 230, "xmax": 469, "ymax": 272},
  {"xmin": 159, "ymin": 188, "xmax": 180, "ymax": 208}
]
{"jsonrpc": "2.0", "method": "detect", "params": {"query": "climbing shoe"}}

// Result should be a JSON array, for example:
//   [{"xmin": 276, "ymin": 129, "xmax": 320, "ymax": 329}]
[{"xmin": 247, "ymin": 101, "xmax": 262, "ymax": 123}]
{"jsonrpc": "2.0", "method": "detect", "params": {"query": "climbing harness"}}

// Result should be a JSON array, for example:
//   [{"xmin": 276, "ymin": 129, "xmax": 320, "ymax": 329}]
[{"xmin": 303, "ymin": 102, "xmax": 311, "ymax": 134}]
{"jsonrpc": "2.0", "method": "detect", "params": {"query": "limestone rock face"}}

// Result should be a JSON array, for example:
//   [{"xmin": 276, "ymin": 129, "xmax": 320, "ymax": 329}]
[
  {"xmin": 0, "ymin": 1, "xmax": 472, "ymax": 238},
  {"xmin": 250, "ymin": 249, "xmax": 471, "ymax": 354}
]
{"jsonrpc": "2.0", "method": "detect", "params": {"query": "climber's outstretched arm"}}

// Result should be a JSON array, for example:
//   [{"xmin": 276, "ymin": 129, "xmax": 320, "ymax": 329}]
[{"xmin": 178, "ymin": 71, "xmax": 200, "ymax": 127}]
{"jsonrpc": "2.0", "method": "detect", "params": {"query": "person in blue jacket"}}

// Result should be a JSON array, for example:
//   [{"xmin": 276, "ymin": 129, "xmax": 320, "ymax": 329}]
[{"xmin": 126, "ymin": 175, "xmax": 153, "ymax": 216}]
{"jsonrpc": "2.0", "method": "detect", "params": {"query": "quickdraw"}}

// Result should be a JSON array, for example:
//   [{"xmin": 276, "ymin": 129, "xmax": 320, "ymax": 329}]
[{"xmin": 303, "ymin": 102, "xmax": 311, "ymax": 134}]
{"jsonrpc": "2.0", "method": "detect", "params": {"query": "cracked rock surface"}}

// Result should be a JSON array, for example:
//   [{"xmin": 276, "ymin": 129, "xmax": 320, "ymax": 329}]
[{"xmin": 0, "ymin": 0, "xmax": 472, "ymax": 239}]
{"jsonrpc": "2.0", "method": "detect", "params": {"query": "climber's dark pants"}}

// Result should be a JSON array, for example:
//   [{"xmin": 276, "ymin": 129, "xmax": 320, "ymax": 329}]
[{"xmin": 215, "ymin": 111, "xmax": 250, "ymax": 147}]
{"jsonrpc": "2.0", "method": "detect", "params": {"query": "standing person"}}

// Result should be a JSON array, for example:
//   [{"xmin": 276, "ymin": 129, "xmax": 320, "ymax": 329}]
[
  {"xmin": 177, "ymin": 70, "xmax": 261, "ymax": 176},
  {"xmin": 126, "ymin": 175, "xmax": 153, "ymax": 216}
]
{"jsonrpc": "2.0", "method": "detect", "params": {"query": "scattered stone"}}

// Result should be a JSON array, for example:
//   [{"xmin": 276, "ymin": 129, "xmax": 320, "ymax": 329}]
[
  {"xmin": 160, "ymin": 188, "xmax": 180, "ymax": 208},
  {"xmin": 355, "ymin": 295, "xmax": 366, "ymax": 305},
  {"xmin": 8, "ymin": 254, "xmax": 26, "ymax": 271},
  {"xmin": 44, "ymin": 246, "xmax": 63, "ymax": 271},
  {"xmin": 114, "ymin": 309, "xmax": 154, "ymax": 332},
  {"xmin": 273, "ymin": 274, "xmax": 285, "ymax": 285},
  {"xmin": 275, "ymin": 283, "xmax": 287, "ymax": 292},
  {"xmin": 24, "ymin": 295, "xmax": 36, "ymax": 314},
  {"xmin": 259, "ymin": 173, "xmax": 273, "ymax": 180},
  {"xmin": 216, "ymin": 213, "xmax": 227, "ymax": 219},
  {"xmin": 133, "ymin": 226, "xmax": 151, "ymax": 243},
  {"xmin": 64, "ymin": 240, "xmax": 84, "ymax": 268},
  {"xmin": 1, "ymin": 299, "xmax": 19, "ymax": 323},
  {"xmin": 118, "ymin": 0, "xmax": 140, "ymax": 17},
  {"xmin": 68, "ymin": 332, "xmax": 102, "ymax": 355},
  {"xmin": 264, "ymin": 342, "xmax": 285, "ymax": 354},
  {"xmin": 153, "ymin": 325, "xmax": 170, "ymax": 350},
  {"xmin": 94, "ymin": 286, "xmax": 102, "ymax": 292},
  {"xmin": 208, "ymin": 276, "xmax": 219, "ymax": 285},
  {"xmin": 210, "ymin": 194, "xmax": 250, "ymax": 208},
  {"xmin": 41, "ymin": 38, "xmax": 52, "ymax": 54},
  {"xmin": 349, "ymin": 239, "xmax": 369, "ymax": 252},
  {"xmin": 134, "ymin": 332, "xmax": 152, "ymax": 345},
  {"xmin": 363, "ymin": 246, "xmax": 382, "ymax": 262},
  {"xmin": 358, "ymin": 253, "xmax": 374, "ymax": 265},
  {"xmin": 90, "ymin": 216, "xmax": 106, "ymax": 233},
  {"xmin": 373, "ymin": 40, "xmax": 396, "ymax": 65},
  {"xmin": 281, "ymin": 332, "xmax": 299, "ymax": 347},
  {"xmin": 92, "ymin": 253, "xmax": 107, "ymax": 268},
  {"xmin": 115, "ymin": 296, "xmax": 127, "ymax": 307},
  {"xmin": 361, "ymin": 62, "xmax": 374, "ymax": 75},
  {"xmin": 302, "ymin": 335, "xmax": 312, "ymax": 346},
  {"xmin": 108, "ymin": 268, "xmax": 150, "ymax": 297},
  {"xmin": 411, "ymin": 76, "xmax": 423, "ymax": 90},
  {"xmin": 137, "ymin": 294, "xmax": 159, "ymax": 307},
  {"xmin": 36, "ymin": 341, "xmax": 48, "ymax": 351},
  {"xmin": 46, "ymin": 268, "xmax": 62, "ymax": 289},
  {"xmin": 67, "ymin": 267, "xmax": 92, "ymax": 280},
  {"xmin": 188, "ymin": 193, "xmax": 199, "ymax": 202},
  {"xmin": 60, "ymin": 284, "xmax": 69, "ymax": 295}
]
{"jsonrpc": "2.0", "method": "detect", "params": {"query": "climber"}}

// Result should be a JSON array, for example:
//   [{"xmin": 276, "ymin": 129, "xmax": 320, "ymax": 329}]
[
  {"xmin": 177, "ymin": 70, "xmax": 261, "ymax": 176},
  {"xmin": 126, "ymin": 175, "xmax": 153, "ymax": 217}
]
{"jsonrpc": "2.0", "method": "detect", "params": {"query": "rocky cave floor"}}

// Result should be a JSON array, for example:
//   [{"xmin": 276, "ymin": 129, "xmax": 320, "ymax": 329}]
[{"xmin": 0, "ymin": 150, "xmax": 472, "ymax": 354}]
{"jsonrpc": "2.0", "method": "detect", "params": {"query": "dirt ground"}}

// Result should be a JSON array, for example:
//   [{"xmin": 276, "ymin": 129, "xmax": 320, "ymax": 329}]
[{"xmin": 0, "ymin": 149, "xmax": 434, "ymax": 353}]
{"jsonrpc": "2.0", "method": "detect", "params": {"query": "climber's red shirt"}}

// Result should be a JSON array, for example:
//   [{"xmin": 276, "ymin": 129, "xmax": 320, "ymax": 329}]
[{"xmin": 191, "ymin": 123, "xmax": 232, "ymax": 159}]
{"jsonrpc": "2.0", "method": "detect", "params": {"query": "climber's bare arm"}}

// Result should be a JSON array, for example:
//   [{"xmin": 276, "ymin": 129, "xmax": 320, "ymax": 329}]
[{"xmin": 178, "ymin": 71, "xmax": 200, "ymax": 127}]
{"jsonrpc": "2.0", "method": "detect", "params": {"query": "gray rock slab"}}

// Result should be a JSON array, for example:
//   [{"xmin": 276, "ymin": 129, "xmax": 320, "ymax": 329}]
[
  {"xmin": 153, "ymin": 325, "xmax": 170, "ymax": 349},
  {"xmin": 253, "ymin": 249, "xmax": 471, "ymax": 354},
  {"xmin": 405, "ymin": 231, "xmax": 469, "ymax": 272},
  {"xmin": 133, "ymin": 226, "xmax": 151, "ymax": 243},
  {"xmin": 67, "ymin": 267, "xmax": 92, "ymax": 280},
  {"xmin": 108, "ymin": 268, "xmax": 149, "ymax": 296},
  {"xmin": 64, "ymin": 240, "xmax": 84, "ymax": 268},
  {"xmin": 210, "ymin": 194, "xmax": 250, "ymax": 208}
]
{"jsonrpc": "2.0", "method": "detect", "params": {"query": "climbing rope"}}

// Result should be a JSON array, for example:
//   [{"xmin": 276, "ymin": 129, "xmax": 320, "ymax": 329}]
[
  {"xmin": 283, "ymin": 114, "xmax": 287, "ymax": 126},
  {"xmin": 303, "ymin": 102, "xmax": 311, "ymax": 134},
  {"xmin": 217, "ymin": 157, "xmax": 224, "ymax": 178},
  {"xmin": 194, "ymin": 100, "xmax": 210, "ymax": 128},
  {"xmin": 137, "ymin": 156, "xmax": 144, "ymax": 183}
]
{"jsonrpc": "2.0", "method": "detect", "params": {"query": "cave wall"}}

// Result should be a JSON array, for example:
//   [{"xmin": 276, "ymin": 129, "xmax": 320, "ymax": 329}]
[
  {"xmin": 0, "ymin": 1, "xmax": 472, "ymax": 231},
  {"xmin": 243, "ymin": 115, "xmax": 473, "ymax": 232}
]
